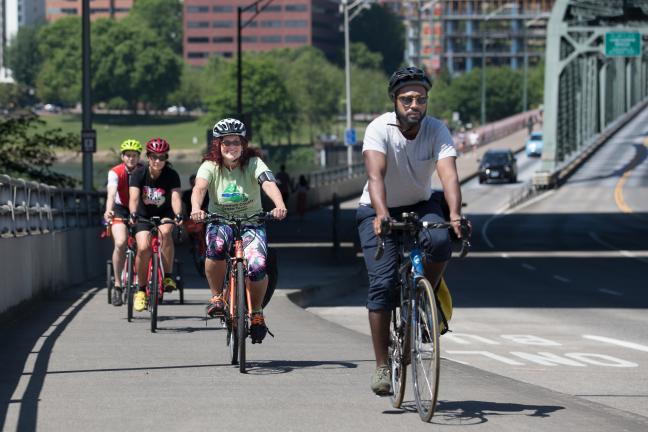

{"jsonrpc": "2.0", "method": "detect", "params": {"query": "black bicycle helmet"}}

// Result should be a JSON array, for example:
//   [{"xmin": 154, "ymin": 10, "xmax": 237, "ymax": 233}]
[
  {"xmin": 213, "ymin": 118, "xmax": 246, "ymax": 138},
  {"xmin": 388, "ymin": 66, "xmax": 432, "ymax": 99}
]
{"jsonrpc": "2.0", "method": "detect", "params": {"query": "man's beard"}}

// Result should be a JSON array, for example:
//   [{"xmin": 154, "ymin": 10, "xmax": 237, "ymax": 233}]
[{"xmin": 396, "ymin": 108, "xmax": 423, "ymax": 132}]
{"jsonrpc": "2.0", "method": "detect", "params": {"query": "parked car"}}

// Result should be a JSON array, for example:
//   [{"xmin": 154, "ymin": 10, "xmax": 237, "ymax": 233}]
[
  {"xmin": 166, "ymin": 105, "xmax": 186, "ymax": 114},
  {"xmin": 525, "ymin": 131, "xmax": 543, "ymax": 157},
  {"xmin": 478, "ymin": 149, "xmax": 518, "ymax": 184}
]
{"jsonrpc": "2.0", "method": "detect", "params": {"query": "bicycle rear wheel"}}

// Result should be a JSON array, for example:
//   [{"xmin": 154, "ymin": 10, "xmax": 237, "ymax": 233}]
[
  {"xmin": 411, "ymin": 277, "xmax": 441, "ymax": 422},
  {"xmin": 389, "ymin": 300, "xmax": 410, "ymax": 408},
  {"xmin": 236, "ymin": 261, "xmax": 247, "ymax": 373},
  {"xmin": 150, "ymin": 256, "xmax": 159, "ymax": 333}
]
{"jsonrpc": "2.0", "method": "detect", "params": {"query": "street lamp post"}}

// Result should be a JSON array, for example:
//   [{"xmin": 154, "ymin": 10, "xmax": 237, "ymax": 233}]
[
  {"xmin": 81, "ymin": 0, "xmax": 94, "ymax": 191},
  {"xmin": 237, "ymin": 0, "xmax": 275, "ymax": 117},
  {"xmin": 480, "ymin": 3, "xmax": 514, "ymax": 126},
  {"xmin": 340, "ymin": 0, "xmax": 372, "ymax": 174}
]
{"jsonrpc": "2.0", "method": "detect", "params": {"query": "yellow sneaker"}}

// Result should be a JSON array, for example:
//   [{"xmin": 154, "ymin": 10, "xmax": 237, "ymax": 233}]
[
  {"xmin": 163, "ymin": 277, "xmax": 176, "ymax": 293},
  {"xmin": 134, "ymin": 291, "xmax": 147, "ymax": 312}
]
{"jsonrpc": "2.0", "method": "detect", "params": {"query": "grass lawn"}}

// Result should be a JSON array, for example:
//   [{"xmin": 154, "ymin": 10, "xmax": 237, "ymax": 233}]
[
  {"xmin": 41, "ymin": 112, "xmax": 370, "ymax": 152},
  {"xmin": 41, "ymin": 113, "xmax": 211, "ymax": 151}
]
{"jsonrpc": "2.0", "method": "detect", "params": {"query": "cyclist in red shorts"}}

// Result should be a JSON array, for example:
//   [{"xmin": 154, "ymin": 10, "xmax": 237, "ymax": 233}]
[{"xmin": 103, "ymin": 139, "xmax": 143, "ymax": 306}]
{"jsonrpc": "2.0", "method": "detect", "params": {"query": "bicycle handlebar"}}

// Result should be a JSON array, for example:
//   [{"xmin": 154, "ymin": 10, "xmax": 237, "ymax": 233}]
[
  {"xmin": 201, "ymin": 211, "xmax": 275, "ymax": 225},
  {"xmin": 374, "ymin": 212, "xmax": 471, "ymax": 260}
]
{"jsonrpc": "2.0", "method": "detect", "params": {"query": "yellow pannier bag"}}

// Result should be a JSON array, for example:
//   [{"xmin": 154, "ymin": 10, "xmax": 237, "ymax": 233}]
[{"xmin": 434, "ymin": 277, "xmax": 453, "ymax": 335}]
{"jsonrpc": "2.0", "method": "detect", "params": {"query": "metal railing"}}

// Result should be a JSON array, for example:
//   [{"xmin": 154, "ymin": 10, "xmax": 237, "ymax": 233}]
[
  {"xmin": 305, "ymin": 162, "xmax": 365, "ymax": 188},
  {"xmin": 0, "ymin": 174, "xmax": 104, "ymax": 238}
]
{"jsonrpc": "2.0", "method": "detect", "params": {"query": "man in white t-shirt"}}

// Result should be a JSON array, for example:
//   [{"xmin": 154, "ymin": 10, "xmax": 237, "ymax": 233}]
[{"xmin": 357, "ymin": 66, "xmax": 469, "ymax": 396}]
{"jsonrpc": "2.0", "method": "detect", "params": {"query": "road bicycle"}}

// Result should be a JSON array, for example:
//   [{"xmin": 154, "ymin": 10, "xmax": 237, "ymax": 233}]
[
  {"xmin": 202, "ymin": 211, "xmax": 276, "ymax": 373},
  {"xmin": 375, "ymin": 213, "xmax": 470, "ymax": 422},
  {"xmin": 136, "ymin": 216, "xmax": 185, "ymax": 333}
]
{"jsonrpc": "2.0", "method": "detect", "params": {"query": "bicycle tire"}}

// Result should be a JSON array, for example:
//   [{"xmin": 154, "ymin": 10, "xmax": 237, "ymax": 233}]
[
  {"xmin": 191, "ymin": 243, "xmax": 206, "ymax": 277},
  {"xmin": 150, "ymin": 255, "xmax": 159, "ymax": 333},
  {"xmin": 411, "ymin": 277, "xmax": 441, "ymax": 422},
  {"xmin": 237, "ymin": 260, "xmax": 247, "ymax": 373},
  {"xmin": 124, "ymin": 252, "xmax": 134, "ymax": 322},
  {"xmin": 106, "ymin": 260, "xmax": 113, "ymax": 304},
  {"xmin": 224, "ymin": 264, "xmax": 238, "ymax": 365},
  {"xmin": 390, "ymin": 296, "xmax": 410, "ymax": 408}
]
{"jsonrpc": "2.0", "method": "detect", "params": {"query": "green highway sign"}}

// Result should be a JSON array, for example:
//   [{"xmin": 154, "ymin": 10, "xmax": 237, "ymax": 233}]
[{"xmin": 605, "ymin": 32, "xmax": 641, "ymax": 57}]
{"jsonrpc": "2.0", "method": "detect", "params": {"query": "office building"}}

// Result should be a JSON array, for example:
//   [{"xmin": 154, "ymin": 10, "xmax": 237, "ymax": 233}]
[
  {"xmin": 183, "ymin": 0, "xmax": 340, "ymax": 66},
  {"xmin": 45, "ymin": 0, "xmax": 133, "ymax": 21}
]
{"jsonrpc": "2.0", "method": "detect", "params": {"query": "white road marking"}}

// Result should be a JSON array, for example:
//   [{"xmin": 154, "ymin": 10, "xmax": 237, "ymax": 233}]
[
  {"xmin": 589, "ymin": 232, "xmax": 648, "ymax": 264},
  {"xmin": 583, "ymin": 335, "xmax": 648, "ymax": 353},
  {"xmin": 553, "ymin": 275, "xmax": 571, "ymax": 283},
  {"xmin": 522, "ymin": 263, "xmax": 536, "ymax": 270},
  {"xmin": 598, "ymin": 288, "xmax": 623, "ymax": 296}
]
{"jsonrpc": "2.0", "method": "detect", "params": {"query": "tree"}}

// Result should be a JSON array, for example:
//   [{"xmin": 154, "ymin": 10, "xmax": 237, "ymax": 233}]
[
  {"xmin": 128, "ymin": 0, "xmax": 183, "ymax": 55},
  {"xmin": 168, "ymin": 65, "xmax": 206, "ymax": 111},
  {"xmin": 284, "ymin": 47, "xmax": 342, "ymax": 143},
  {"xmin": 5, "ymin": 24, "xmax": 43, "ymax": 87},
  {"xmin": 204, "ymin": 55, "xmax": 296, "ymax": 145},
  {"xmin": 351, "ymin": 66, "xmax": 390, "ymax": 115},
  {"xmin": 350, "ymin": 42, "xmax": 383, "ymax": 70},
  {"xmin": 35, "ymin": 17, "xmax": 82, "ymax": 106},
  {"xmin": 92, "ymin": 18, "xmax": 181, "ymax": 111},
  {"xmin": 349, "ymin": 4, "xmax": 404, "ymax": 75},
  {"xmin": 0, "ymin": 111, "xmax": 78, "ymax": 187}
]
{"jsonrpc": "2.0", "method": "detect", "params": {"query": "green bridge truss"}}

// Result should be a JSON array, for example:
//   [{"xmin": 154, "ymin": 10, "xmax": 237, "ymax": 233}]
[{"xmin": 536, "ymin": 0, "xmax": 648, "ymax": 187}]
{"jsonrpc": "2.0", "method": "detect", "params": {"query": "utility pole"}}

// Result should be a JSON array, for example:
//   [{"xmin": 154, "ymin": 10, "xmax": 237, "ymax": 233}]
[{"xmin": 81, "ymin": 0, "xmax": 95, "ymax": 191}]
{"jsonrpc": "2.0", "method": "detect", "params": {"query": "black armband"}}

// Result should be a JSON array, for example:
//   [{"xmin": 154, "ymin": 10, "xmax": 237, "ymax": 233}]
[{"xmin": 257, "ymin": 171, "xmax": 277, "ymax": 185}]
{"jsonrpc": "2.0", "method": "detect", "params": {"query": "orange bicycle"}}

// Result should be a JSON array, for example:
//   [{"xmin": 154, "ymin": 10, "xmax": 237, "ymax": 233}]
[{"xmin": 202, "ymin": 211, "xmax": 276, "ymax": 373}]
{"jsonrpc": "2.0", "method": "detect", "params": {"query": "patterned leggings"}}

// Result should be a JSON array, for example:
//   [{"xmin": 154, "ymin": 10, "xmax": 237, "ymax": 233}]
[{"xmin": 205, "ymin": 223, "xmax": 268, "ymax": 282}]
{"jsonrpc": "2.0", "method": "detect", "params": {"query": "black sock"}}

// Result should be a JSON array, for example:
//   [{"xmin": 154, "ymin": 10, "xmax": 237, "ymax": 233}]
[
  {"xmin": 139, "ymin": 286, "xmax": 147, "ymax": 292},
  {"xmin": 164, "ymin": 273, "xmax": 173, "ymax": 279}
]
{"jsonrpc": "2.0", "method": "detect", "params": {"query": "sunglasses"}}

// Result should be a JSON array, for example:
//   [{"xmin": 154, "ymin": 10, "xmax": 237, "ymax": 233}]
[
  {"xmin": 397, "ymin": 95, "xmax": 428, "ymax": 107},
  {"xmin": 221, "ymin": 140, "xmax": 242, "ymax": 147},
  {"xmin": 148, "ymin": 153, "xmax": 168, "ymax": 161}
]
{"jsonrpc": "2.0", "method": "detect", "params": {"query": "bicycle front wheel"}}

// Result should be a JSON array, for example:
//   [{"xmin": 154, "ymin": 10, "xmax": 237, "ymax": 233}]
[
  {"xmin": 389, "ymin": 302, "xmax": 409, "ymax": 408},
  {"xmin": 124, "ymin": 252, "xmax": 134, "ymax": 322},
  {"xmin": 150, "ymin": 256, "xmax": 159, "ymax": 333},
  {"xmin": 236, "ymin": 261, "xmax": 247, "ymax": 373},
  {"xmin": 411, "ymin": 277, "xmax": 441, "ymax": 422}
]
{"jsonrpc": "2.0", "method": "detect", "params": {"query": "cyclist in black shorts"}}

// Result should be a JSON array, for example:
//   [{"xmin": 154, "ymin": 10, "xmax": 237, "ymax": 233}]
[
  {"xmin": 104, "ymin": 139, "xmax": 142, "ymax": 306},
  {"xmin": 128, "ymin": 138, "xmax": 183, "ymax": 312}
]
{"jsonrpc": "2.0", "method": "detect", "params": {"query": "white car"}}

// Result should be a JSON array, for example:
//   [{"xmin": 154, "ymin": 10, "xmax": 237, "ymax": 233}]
[{"xmin": 166, "ymin": 105, "xmax": 187, "ymax": 114}]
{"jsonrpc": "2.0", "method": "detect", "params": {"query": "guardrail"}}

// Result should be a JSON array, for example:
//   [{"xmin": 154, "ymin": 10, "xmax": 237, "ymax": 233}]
[{"xmin": 0, "ymin": 174, "xmax": 104, "ymax": 238}]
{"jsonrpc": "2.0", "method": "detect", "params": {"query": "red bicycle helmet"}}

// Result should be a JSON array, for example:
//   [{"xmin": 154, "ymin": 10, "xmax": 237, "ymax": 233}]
[{"xmin": 146, "ymin": 138, "xmax": 170, "ymax": 154}]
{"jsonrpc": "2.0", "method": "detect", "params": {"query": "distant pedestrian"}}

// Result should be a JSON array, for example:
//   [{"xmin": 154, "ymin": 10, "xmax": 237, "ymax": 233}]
[
  {"xmin": 295, "ymin": 175, "xmax": 309, "ymax": 221},
  {"xmin": 276, "ymin": 164, "xmax": 292, "ymax": 202},
  {"xmin": 527, "ymin": 116, "xmax": 534, "ymax": 135},
  {"xmin": 468, "ymin": 130, "xmax": 480, "ymax": 153}
]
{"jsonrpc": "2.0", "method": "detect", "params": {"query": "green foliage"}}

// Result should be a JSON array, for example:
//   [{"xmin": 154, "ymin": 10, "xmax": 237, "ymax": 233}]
[
  {"xmin": 0, "ymin": 83, "xmax": 35, "ymax": 110},
  {"xmin": 128, "ymin": 0, "xmax": 183, "ymax": 55},
  {"xmin": 351, "ymin": 66, "xmax": 390, "ymax": 115},
  {"xmin": 0, "ymin": 111, "xmax": 78, "ymax": 187},
  {"xmin": 284, "ymin": 47, "xmax": 342, "ymax": 143},
  {"xmin": 36, "ymin": 17, "xmax": 82, "ymax": 106},
  {"xmin": 168, "ymin": 65, "xmax": 205, "ymax": 110},
  {"xmin": 5, "ymin": 24, "xmax": 43, "ymax": 87},
  {"xmin": 349, "ymin": 4, "xmax": 404, "ymax": 75},
  {"xmin": 527, "ymin": 63, "xmax": 545, "ymax": 109},
  {"xmin": 203, "ymin": 54, "xmax": 296, "ymax": 145},
  {"xmin": 350, "ymin": 42, "xmax": 383, "ymax": 70}
]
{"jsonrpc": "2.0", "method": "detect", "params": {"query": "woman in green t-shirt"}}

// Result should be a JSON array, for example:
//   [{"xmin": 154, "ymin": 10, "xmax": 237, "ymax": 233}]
[{"xmin": 190, "ymin": 118, "xmax": 287, "ymax": 343}]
